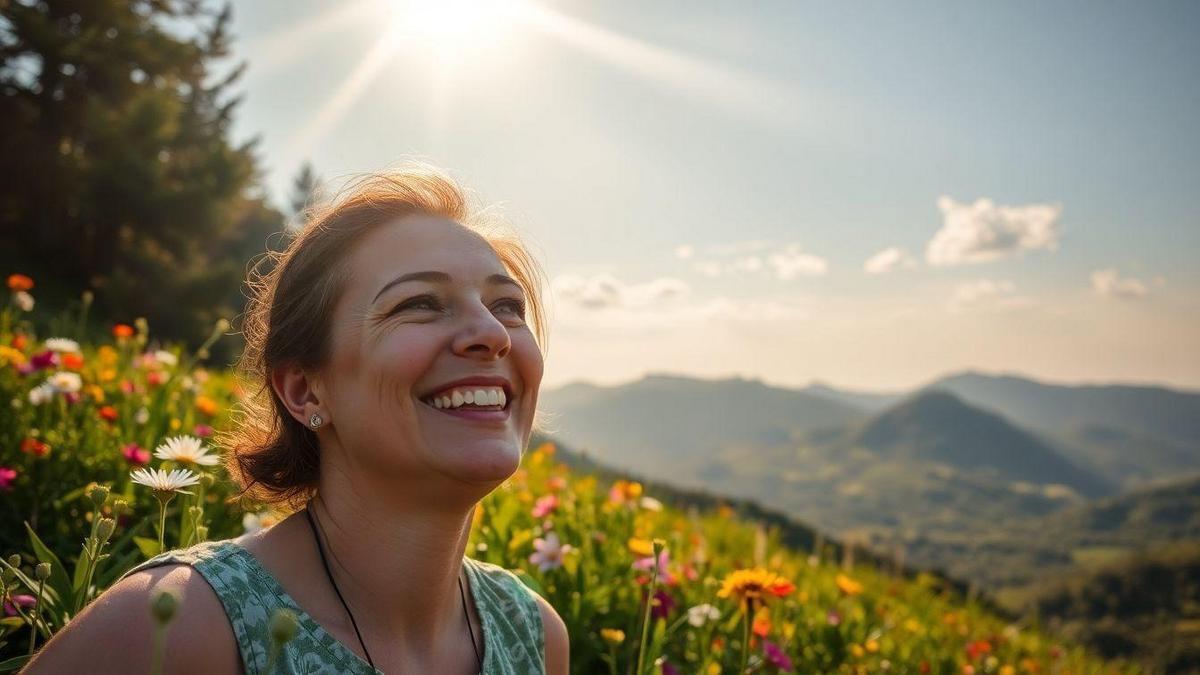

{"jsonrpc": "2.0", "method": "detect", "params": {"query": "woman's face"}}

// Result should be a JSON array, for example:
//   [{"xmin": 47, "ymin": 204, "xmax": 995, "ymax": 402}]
[{"xmin": 313, "ymin": 214, "xmax": 543, "ymax": 497}]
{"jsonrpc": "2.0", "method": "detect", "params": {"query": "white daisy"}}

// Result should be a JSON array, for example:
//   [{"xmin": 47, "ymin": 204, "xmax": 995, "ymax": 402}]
[
  {"xmin": 14, "ymin": 291, "xmax": 34, "ymax": 312},
  {"xmin": 28, "ymin": 382, "xmax": 56, "ymax": 405},
  {"xmin": 130, "ymin": 467, "xmax": 199, "ymax": 495},
  {"xmin": 47, "ymin": 372, "xmax": 82, "ymax": 393},
  {"xmin": 43, "ymin": 338, "xmax": 80, "ymax": 353},
  {"xmin": 153, "ymin": 435, "xmax": 220, "ymax": 466},
  {"xmin": 242, "ymin": 511, "xmax": 280, "ymax": 534},
  {"xmin": 154, "ymin": 350, "xmax": 178, "ymax": 367},
  {"xmin": 135, "ymin": 407, "xmax": 150, "ymax": 425},
  {"xmin": 640, "ymin": 496, "xmax": 664, "ymax": 511}
]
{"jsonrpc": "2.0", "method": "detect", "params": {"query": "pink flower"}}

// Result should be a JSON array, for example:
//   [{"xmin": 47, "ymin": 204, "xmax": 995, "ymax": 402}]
[
  {"xmin": 121, "ymin": 443, "xmax": 150, "ymax": 465},
  {"xmin": 531, "ymin": 494, "xmax": 558, "ymax": 518},
  {"xmin": 3, "ymin": 595, "xmax": 35, "ymax": 617},
  {"xmin": 826, "ymin": 610, "xmax": 841, "ymax": 626},
  {"xmin": 529, "ymin": 532, "xmax": 573, "ymax": 572},
  {"xmin": 632, "ymin": 548, "xmax": 676, "ymax": 585},
  {"xmin": 193, "ymin": 424, "xmax": 214, "ymax": 438},
  {"xmin": 0, "ymin": 467, "xmax": 17, "ymax": 490},
  {"xmin": 762, "ymin": 640, "xmax": 793, "ymax": 671}
]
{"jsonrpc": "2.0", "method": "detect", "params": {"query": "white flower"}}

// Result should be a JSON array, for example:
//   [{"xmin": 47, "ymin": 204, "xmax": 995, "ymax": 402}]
[
  {"xmin": 130, "ymin": 467, "xmax": 199, "ymax": 495},
  {"xmin": 687, "ymin": 603, "xmax": 721, "ymax": 627},
  {"xmin": 43, "ymin": 338, "xmax": 80, "ymax": 353},
  {"xmin": 28, "ymin": 383, "xmax": 56, "ymax": 405},
  {"xmin": 154, "ymin": 435, "xmax": 220, "ymax": 466},
  {"xmin": 135, "ymin": 407, "xmax": 150, "ymax": 425},
  {"xmin": 47, "ymin": 372, "xmax": 82, "ymax": 393},
  {"xmin": 154, "ymin": 350, "xmax": 178, "ymax": 367},
  {"xmin": 14, "ymin": 291, "xmax": 34, "ymax": 312},
  {"xmin": 640, "ymin": 496, "xmax": 664, "ymax": 511},
  {"xmin": 529, "ymin": 532, "xmax": 573, "ymax": 572},
  {"xmin": 242, "ymin": 511, "xmax": 280, "ymax": 534}
]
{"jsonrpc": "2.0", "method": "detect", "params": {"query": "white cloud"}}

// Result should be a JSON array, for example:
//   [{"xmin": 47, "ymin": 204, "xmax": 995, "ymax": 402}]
[
  {"xmin": 553, "ymin": 274, "xmax": 689, "ymax": 310},
  {"xmin": 683, "ymin": 241, "xmax": 827, "ymax": 280},
  {"xmin": 767, "ymin": 245, "xmax": 829, "ymax": 279},
  {"xmin": 673, "ymin": 244, "xmax": 694, "ymax": 259},
  {"xmin": 947, "ymin": 279, "xmax": 1033, "ymax": 312},
  {"xmin": 1091, "ymin": 268, "xmax": 1150, "ymax": 299},
  {"xmin": 926, "ymin": 196, "xmax": 1062, "ymax": 266},
  {"xmin": 863, "ymin": 246, "xmax": 918, "ymax": 275}
]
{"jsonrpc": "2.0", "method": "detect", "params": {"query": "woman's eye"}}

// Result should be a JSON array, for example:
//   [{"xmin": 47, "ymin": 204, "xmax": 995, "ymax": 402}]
[
  {"xmin": 393, "ymin": 296, "xmax": 441, "ymax": 313},
  {"xmin": 497, "ymin": 298, "xmax": 527, "ymax": 318}
]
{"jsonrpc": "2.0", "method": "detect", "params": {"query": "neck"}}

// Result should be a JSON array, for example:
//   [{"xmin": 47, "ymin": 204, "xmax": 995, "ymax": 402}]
[{"xmin": 302, "ymin": 474, "xmax": 481, "ymax": 657}]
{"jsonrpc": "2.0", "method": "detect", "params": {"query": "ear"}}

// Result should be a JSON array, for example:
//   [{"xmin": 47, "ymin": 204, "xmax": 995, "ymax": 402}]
[{"xmin": 270, "ymin": 363, "xmax": 325, "ymax": 428}]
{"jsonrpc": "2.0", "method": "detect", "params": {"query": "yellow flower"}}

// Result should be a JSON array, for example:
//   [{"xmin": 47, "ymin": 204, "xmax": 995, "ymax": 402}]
[
  {"xmin": 600, "ymin": 628, "xmax": 625, "ymax": 646},
  {"xmin": 627, "ymin": 537, "xmax": 655, "ymax": 557},
  {"xmin": 706, "ymin": 664, "xmax": 721, "ymax": 675},
  {"xmin": 86, "ymin": 385, "xmax": 105, "ymax": 402},
  {"xmin": 169, "ymin": 418, "xmax": 181, "ymax": 431},
  {"xmin": 717, "ymin": 568, "xmax": 795, "ymax": 610},
  {"xmin": 1000, "ymin": 666, "xmax": 1016, "ymax": 675},
  {"xmin": 97, "ymin": 345, "xmax": 118, "ymax": 366},
  {"xmin": 99, "ymin": 368, "xmax": 117, "ymax": 382},
  {"xmin": 835, "ymin": 573, "xmax": 864, "ymax": 596},
  {"xmin": 0, "ymin": 346, "xmax": 26, "ymax": 367},
  {"xmin": 850, "ymin": 644, "xmax": 864, "ymax": 658},
  {"xmin": 866, "ymin": 638, "xmax": 879, "ymax": 653}
]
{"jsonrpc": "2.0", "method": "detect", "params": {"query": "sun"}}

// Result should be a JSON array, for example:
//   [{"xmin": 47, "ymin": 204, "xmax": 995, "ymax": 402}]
[{"xmin": 385, "ymin": 0, "xmax": 523, "ymax": 51}]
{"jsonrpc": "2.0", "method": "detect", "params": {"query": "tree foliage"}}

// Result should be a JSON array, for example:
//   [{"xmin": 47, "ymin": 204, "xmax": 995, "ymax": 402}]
[{"xmin": 0, "ymin": 0, "xmax": 283, "ymax": 359}]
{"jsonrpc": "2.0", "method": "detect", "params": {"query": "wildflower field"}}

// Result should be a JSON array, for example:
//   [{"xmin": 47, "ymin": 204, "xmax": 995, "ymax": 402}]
[{"xmin": 0, "ymin": 275, "xmax": 1140, "ymax": 674}]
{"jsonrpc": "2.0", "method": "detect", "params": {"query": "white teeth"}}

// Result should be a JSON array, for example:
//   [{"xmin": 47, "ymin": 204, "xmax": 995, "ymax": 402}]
[{"xmin": 424, "ymin": 386, "xmax": 508, "ymax": 410}]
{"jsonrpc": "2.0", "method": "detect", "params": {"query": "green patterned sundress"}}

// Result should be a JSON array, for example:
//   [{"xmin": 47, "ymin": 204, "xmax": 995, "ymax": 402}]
[{"xmin": 118, "ymin": 539, "xmax": 546, "ymax": 674}]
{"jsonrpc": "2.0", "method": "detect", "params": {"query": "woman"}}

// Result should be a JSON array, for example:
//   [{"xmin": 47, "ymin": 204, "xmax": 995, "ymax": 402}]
[{"xmin": 26, "ymin": 164, "xmax": 569, "ymax": 674}]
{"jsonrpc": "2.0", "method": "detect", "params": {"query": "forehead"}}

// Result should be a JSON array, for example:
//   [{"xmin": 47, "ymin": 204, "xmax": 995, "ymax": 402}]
[{"xmin": 345, "ymin": 214, "xmax": 506, "ymax": 294}]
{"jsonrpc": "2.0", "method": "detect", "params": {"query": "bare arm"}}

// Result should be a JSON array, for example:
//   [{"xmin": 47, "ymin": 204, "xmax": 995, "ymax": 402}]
[
  {"xmin": 22, "ymin": 563, "xmax": 241, "ymax": 675},
  {"xmin": 533, "ymin": 593, "xmax": 569, "ymax": 675}
]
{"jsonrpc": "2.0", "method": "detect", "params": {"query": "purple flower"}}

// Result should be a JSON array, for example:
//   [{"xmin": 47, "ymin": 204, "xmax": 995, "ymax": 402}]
[
  {"xmin": 641, "ymin": 588, "xmax": 676, "ymax": 620},
  {"xmin": 660, "ymin": 660, "xmax": 681, "ymax": 675},
  {"xmin": 29, "ymin": 350, "xmax": 58, "ymax": 371},
  {"xmin": 762, "ymin": 640, "xmax": 793, "ymax": 671}
]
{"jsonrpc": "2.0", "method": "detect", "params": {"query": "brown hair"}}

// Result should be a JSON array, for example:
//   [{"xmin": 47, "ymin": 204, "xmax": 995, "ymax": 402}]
[{"xmin": 219, "ymin": 162, "xmax": 550, "ymax": 512}]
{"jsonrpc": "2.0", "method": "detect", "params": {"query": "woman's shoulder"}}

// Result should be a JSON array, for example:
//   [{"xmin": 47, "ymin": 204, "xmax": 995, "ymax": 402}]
[
  {"xmin": 464, "ymin": 557, "xmax": 568, "ymax": 674},
  {"xmin": 25, "ymin": 549, "xmax": 241, "ymax": 674}
]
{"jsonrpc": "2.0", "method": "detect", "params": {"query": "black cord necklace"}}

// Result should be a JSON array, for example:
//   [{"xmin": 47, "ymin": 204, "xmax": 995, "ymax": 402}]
[{"xmin": 303, "ymin": 500, "xmax": 483, "ymax": 674}]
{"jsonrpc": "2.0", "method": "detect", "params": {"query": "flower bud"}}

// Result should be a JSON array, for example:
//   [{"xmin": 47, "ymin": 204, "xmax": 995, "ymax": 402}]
[
  {"xmin": 269, "ymin": 608, "xmax": 299, "ymax": 644},
  {"xmin": 89, "ymin": 484, "xmax": 110, "ymax": 508},
  {"xmin": 113, "ymin": 499, "xmax": 130, "ymax": 516},
  {"xmin": 199, "ymin": 473, "xmax": 215, "ymax": 490},
  {"xmin": 151, "ymin": 589, "xmax": 179, "ymax": 625},
  {"xmin": 81, "ymin": 290, "xmax": 94, "ymax": 305},
  {"xmin": 196, "ymin": 526, "xmax": 208, "ymax": 540},
  {"xmin": 96, "ymin": 518, "xmax": 116, "ymax": 544},
  {"xmin": 215, "ymin": 318, "xmax": 231, "ymax": 333},
  {"xmin": 35, "ymin": 562, "xmax": 51, "ymax": 581},
  {"xmin": 8, "ymin": 554, "xmax": 21, "ymax": 568},
  {"xmin": 188, "ymin": 506, "xmax": 203, "ymax": 519}
]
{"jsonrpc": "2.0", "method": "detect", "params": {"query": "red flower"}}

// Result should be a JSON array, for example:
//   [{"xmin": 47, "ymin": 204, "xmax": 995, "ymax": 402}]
[
  {"xmin": 61, "ymin": 353, "xmax": 84, "ymax": 371},
  {"xmin": 146, "ymin": 371, "xmax": 165, "ymax": 387},
  {"xmin": 98, "ymin": 406, "xmax": 119, "ymax": 423},
  {"xmin": 112, "ymin": 324, "xmax": 134, "ymax": 339},
  {"xmin": 20, "ymin": 438, "xmax": 50, "ymax": 457},
  {"xmin": 768, "ymin": 580, "xmax": 796, "ymax": 597},
  {"xmin": 6, "ymin": 274, "xmax": 33, "ymax": 292}
]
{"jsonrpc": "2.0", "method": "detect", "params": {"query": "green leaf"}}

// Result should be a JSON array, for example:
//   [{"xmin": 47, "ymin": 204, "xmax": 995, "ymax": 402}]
[
  {"xmin": 134, "ymin": 536, "xmax": 162, "ymax": 560},
  {"xmin": 23, "ymin": 522, "xmax": 73, "ymax": 615},
  {"xmin": 0, "ymin": 654, "xmax": 30, "ymax": 672}
]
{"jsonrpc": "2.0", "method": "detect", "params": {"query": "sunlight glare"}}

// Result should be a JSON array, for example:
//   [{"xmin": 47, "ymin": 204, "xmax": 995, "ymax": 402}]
[{"xmin": 386, "ymin": 0, "xmax": 523, "ymax": 51}]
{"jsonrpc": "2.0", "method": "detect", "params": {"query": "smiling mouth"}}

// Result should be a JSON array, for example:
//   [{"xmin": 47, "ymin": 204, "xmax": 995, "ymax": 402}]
[{"xmin": 418, "ymin": 390, "xmax": 513, "ymax": 419}]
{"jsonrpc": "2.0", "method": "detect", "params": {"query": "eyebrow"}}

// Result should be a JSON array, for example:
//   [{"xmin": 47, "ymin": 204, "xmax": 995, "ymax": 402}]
[{"xmin": 372, "ymin": 271, "xmax": 522, "ymax": 304}]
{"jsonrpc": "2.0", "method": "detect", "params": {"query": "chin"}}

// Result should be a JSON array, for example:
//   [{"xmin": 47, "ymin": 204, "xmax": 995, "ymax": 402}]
[{"xmin": 449, "ymin": 440, "xmax": 523, "ymax": 484}]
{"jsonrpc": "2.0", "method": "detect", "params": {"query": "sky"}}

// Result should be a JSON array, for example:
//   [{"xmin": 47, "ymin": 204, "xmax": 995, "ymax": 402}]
[{"xmin": 219, "ymin": 0, "xmax": 1199, "ymax": 393}]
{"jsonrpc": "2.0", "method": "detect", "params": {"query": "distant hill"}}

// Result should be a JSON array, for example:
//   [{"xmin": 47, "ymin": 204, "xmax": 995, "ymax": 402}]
[
  {"xmin": 922, "ymin": 371, "xmax": 1200, "ymax": 447},
  {"xmin": 798, "ymin": 381, "xmax": 905, "ymax": 412},
  {"xmin": 537, "ymin": 372, "xmax": 866, "ymax": 479},
  {"xmin": 850, "ymin": 389, "xmax": 1115, "ymax": 498}
]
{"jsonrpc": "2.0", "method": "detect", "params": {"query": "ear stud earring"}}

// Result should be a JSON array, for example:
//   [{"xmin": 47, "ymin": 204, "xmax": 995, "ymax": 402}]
[{"xmin": 309, "ymin": 413, "xmax": 324, "ymax": 429}]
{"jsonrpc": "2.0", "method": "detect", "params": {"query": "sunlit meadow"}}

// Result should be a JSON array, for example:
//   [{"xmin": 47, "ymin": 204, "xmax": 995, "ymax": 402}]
[{"xmin": 0, "ymin": 274, "xmax": 1139, "ymax": 673}]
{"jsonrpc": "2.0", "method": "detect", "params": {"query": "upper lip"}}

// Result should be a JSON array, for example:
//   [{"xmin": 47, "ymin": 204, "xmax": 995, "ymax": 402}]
[{"xmin": 421, "ymin": 376, "xmax": 514, "ymax": 402}]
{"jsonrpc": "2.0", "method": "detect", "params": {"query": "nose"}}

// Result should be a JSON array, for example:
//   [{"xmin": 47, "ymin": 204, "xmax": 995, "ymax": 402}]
[{"xmin": 452, "ymin": 298, "xmax": 512, "ymax": 360}]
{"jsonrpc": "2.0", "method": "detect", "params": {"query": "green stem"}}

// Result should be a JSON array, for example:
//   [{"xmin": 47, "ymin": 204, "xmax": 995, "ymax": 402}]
[
  {"xmin": 740, "ymin": 599, "xmax": 753, "ymax": 675},
  {"xmin": 155, "ymin": 495, "xmax": 173, "ymax": 555},
  {"xmin": 27, "ymin": 577, "xmax": 45, "ymax": 656},
  {"xmin": 266, "ymin": 641, "xmax": 281, "ymax": 674},
  {"xmin": 150, "ymin": 624, "xmax": 166, "ymax": 675},
  {"xmin": 634, "ymin": 548, "xmax": 662, "ymax": 675}
]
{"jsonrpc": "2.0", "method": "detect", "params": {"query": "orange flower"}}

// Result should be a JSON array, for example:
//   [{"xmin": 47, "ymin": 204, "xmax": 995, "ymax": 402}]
[
  {"xmin": 195, "ymin": 396, "xmax": 219, "ymax": 417},
  {"xmin": 112, "ymin": 324, "xmax": 134, "ymax": 339},
  {"xmin": 836, "ymin": 573, "xmax": 864, "ymax": 596},
  {"xmin": 6, "ymin": 274, "xmax": 33, "ymax": 292},
  {"xmin": 11, "ymin": 334, "xmax": 27, "ymax": 351},
  {"xmin": 62, "ymin": 352, "xmax": 85, "ymax": 371},
  {"xmin": 752, "ymin": 606, "xmax": 772, "ymax": 636},
  {"xmin": 98, "ymin": 406, "xmax": 119, "ymax": 422}
]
